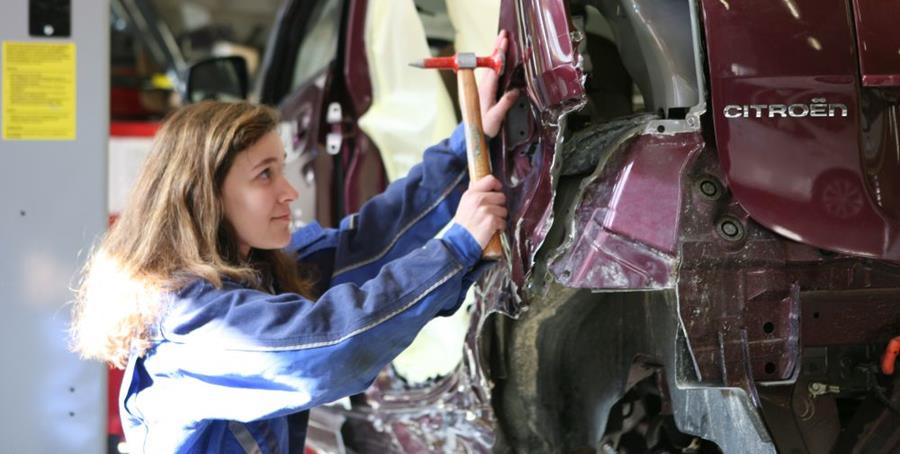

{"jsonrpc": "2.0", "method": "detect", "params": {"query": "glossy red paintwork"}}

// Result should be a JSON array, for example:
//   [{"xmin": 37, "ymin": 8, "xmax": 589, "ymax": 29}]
[
  {"xmin": 701, "ymin": 0, "xmax": 900, "ymax": 259},
  {"xmin": 512, "ymin": 0, "xmax": 583, "ymax": 112},
  {"xmin": 852, "ymin": 0, "xmax": 900, "ymax": 87}
]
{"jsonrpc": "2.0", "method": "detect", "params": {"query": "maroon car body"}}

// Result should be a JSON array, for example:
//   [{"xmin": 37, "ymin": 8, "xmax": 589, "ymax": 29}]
[
  {"xmin": 704, "ymin": 0, "xmax": 900, "ymax": 259},
  {"xmin": 245, "ymin": 0, "xmax": 900, "ymax": 452}
]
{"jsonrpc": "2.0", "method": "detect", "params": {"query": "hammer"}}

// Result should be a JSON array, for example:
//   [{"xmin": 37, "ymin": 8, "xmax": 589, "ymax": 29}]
[{"xmin": 410, "ymin": 46, "xmax": 506, "ymax": 260}]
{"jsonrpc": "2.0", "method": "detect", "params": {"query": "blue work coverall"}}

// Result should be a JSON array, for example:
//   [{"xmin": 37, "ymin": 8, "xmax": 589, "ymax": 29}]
[{"xmin": 120, "ymin": 125, "xmax": 487, "ymax": 453}]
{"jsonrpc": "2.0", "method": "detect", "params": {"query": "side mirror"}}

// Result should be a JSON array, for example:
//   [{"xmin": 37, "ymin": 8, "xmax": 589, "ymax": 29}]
[{"xmin": 184, "ymin": 56, "xmax": 248, "ymax": 103}]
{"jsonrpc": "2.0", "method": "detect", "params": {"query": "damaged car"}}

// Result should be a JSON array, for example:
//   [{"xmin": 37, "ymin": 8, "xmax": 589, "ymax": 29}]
[{"xmin": 186, "ymin": 0, "xmax": 900, "ymax": 452}]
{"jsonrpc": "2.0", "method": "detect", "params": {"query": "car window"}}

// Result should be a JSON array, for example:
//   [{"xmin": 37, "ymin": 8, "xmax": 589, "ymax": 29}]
[{"xmin": 290, "ymin": 0, "xmax": 342, "ymax": 90}]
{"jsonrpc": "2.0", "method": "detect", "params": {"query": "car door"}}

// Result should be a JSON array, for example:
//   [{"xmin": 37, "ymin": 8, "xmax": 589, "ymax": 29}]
[{"xmin": 257, "ymin": 0, "xmax": 387, "ymax": 228}]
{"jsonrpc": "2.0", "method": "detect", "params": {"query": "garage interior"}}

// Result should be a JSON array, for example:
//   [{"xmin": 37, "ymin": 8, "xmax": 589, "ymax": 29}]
[{"xmin": 1, "ymin": 0, "xmax": 898, "ymax": 453}]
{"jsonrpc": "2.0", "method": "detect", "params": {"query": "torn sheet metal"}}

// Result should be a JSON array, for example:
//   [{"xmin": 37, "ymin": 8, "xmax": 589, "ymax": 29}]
[{"xmin": 549, "ymin": 125, "xmax": 704, "ymax": 290}]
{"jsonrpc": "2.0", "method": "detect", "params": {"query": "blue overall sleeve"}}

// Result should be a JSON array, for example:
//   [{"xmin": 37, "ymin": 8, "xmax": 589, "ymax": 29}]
[
  {"xmin": 288, "ymin": 124, "xmax": 470, "ymax": 289},
  {"xmin": 136, "ymin": 225, "xmax": 483, "ymax": 425}
]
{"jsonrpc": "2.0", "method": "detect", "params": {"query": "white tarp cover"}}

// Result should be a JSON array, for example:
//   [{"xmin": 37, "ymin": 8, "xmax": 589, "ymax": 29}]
[
  {"xmin": 447, "ymin": 0, "xmax": 504, "ymax": 59},
  {"xmin": 358, "ymin": 0, "xmax": 456, "ymax": 182},
  {"xmin": 358, "ymin": 0, "xmax": 501, "ymax": 182}
]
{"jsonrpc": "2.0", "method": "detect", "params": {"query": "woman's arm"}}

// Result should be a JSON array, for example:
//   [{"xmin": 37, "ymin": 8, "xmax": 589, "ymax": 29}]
[
  {"xmin": 325, "ymin": 29, "xmax": 520, "ymax": 285},
  {"xmin": 331, "ymin": 125, "xmax": 469, "ymax": 282},
  {"xmin": 287, "ymin": 125, "xmax": 469, "ymax": 289},
  {"xmin": 136, "ymin": 226, "xmax": 482, "ymax": 423}
]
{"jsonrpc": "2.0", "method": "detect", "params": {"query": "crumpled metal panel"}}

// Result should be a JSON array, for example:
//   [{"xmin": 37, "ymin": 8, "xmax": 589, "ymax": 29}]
[
  {"xmin": 496, "ymin": 120, "xmax": 563, "ymax": 297},
  {"xmin": 548, "ymin": 125, "xmax": 703, "ymax": 290},
  {"xmin": 514, "ymin": 0, "xmax": 584, "ymax": 113},
  {"xmin": 304, "ymin": 0, "xmax": 900, "ymax": 452},
  {"xmin": 495, "ymin": 0, "xmax": 587, "ymax": 298}
]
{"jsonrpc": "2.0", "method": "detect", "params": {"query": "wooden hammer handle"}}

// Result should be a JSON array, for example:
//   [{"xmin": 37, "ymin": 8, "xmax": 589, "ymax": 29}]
[{"xmin": 457, "ymin": 68, "xmax": 503, "ymax": 260}]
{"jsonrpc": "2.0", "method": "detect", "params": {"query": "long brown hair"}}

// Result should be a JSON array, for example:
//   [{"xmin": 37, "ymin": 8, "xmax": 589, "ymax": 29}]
[{"xmin": 71, "ymin": 101, "xmax": 315, "ymax": 368}]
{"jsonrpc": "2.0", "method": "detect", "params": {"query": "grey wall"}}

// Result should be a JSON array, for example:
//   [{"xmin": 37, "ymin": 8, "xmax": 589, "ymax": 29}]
[{"xmin": 0, "ymin": 2, "xmax": 108, "ymax": 452}]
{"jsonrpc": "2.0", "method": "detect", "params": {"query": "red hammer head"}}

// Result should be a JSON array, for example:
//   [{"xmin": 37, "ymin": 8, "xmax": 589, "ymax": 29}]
[{"xmin": 409, "ymin": 47, "xmax": 505, "ymax": 74}]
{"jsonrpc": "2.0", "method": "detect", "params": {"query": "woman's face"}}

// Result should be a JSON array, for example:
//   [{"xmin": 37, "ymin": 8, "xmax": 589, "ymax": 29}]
[{"xmin": 221, "ymin": 130, "xmax": 298, "ymax": 258}]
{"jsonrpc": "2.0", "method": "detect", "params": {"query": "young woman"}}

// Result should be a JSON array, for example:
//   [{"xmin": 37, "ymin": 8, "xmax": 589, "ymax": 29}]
[{"xmin": 70, "ymin": 39, "xmax": 519, "ymax": 453}]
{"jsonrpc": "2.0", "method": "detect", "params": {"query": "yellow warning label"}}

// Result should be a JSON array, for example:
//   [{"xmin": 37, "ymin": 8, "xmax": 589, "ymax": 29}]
[{"xmin": 2, "ymin": 41, "xmax": 76, "ymax": 140}]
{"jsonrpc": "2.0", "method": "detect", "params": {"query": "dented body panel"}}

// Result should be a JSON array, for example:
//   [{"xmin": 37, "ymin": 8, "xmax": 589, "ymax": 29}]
[
  {"xmin": 550, "ymin": 130, "xmax": 702, "ymax": 290},
  {"xmin": 496, "ymin": 0, "xmax": 586, "ymax": 290},
  {"xmin": 280, "ymin": 0, "xmax": 900, "ymax": 452},
  {"xmin": 504, "ymin": 0, "xmax": 584, "ymax": 113}
]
